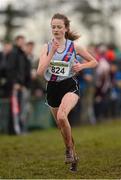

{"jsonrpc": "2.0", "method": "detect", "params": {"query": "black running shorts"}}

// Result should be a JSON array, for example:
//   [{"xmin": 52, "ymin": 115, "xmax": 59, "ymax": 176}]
[{"xmin": 46, "ymin": 77, "xmax": 80, "ymax": 108}]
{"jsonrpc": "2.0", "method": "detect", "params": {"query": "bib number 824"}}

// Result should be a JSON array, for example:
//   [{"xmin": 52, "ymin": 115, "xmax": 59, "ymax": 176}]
[{"xmin": 51, "ymin": 66, "xmax": 65, "ymax": 75}]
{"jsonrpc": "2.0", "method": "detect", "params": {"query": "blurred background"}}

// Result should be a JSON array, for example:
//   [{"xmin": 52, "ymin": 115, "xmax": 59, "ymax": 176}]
[{"xmin": 0, "ymin": 0, "xmax": 121, "ymax": 135}]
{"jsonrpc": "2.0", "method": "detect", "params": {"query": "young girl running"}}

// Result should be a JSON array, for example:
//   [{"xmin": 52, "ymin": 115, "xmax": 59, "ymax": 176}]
[{"xmin": 37, "ymin": 13, "xmax": 98, "ymax": 172}]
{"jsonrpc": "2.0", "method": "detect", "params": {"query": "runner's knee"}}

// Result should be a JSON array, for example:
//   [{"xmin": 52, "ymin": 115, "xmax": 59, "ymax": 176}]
[{"xmin": 57, "ymin": 108, "xmax": 67, "ymax": 127}]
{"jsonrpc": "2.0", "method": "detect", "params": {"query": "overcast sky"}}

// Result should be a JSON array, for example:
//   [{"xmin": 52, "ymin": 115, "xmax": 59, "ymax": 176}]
[{"xmin": 0, "ymin": 0, "xmax": 15, "ymax": 9}]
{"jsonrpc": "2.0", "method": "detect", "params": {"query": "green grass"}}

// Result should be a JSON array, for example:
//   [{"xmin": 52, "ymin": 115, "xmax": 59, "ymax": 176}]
[{"xmin": 0, "ymin": 120, "xmax": 121, "ymax": 179}]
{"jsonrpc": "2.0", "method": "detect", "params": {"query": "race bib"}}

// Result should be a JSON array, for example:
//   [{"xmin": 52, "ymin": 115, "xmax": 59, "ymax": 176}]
[{"xmin": 48, "ymin": 60, "xmax": 70, "ymax": 76}]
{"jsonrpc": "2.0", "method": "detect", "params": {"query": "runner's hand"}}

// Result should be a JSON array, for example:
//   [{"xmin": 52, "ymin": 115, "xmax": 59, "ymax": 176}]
[
  {"xmin": 51, "ymin": 40, "xmax": 60, "ymax": 53},
  {"xmin": 72, "ymin": 59, "xmax": 84, "ymax": 73}
]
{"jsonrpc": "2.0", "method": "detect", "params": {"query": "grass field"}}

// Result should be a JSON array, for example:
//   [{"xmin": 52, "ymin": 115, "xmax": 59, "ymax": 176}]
[{"xmin": 0, "ymin": 120, "xmax": 121, "ymax": 179}]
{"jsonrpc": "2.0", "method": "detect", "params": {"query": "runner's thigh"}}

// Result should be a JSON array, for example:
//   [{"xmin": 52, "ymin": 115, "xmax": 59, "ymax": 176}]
[{"xmin": 59, "ymin": 92, "xmax": 79, "ymax": 115}]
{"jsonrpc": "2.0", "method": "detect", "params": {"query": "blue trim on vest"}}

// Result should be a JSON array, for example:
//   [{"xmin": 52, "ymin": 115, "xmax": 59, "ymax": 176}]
[{"xmin": 62, "ymin": 42, "xmax": 73, "ymax": 62}]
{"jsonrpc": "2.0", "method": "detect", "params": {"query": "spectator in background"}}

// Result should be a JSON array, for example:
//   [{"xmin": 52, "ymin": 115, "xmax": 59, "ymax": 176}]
[
  {"xmin": 24, "ymin": 41, "xmax": 35, "ymax": 64},
  {"xmin": 95, "ymin": 43, "xmax": 107, "ymax": 61},
  {"xmin": 115, "ymin": 48, "xmax": 121, "ymax": 62},
  {"xmin": 110, "ymin": 62, "xmax": 121, "ymax": 117},
  {"xmin": 94, "ymin": 58, "xmax": 111, "ymax": 120},
  {"xmin": 77, "ymin": 54, "xmax": 96, "ymax": 125},
  {"xmin": 19, "ymin": 41, "xmax": 36, "ymax": 133},
  {"xmin": 79, "ymin": 68, "xmax": 96, "ymax": 125},
  {"xmin": 8, "ymin": 35, "xmax": 31, "ymax": 135},
  {"xmin": 115, "ymin": 68, "xmax": 121, "ymax": 117},
  {"xmin": 105, "ymin": 44, "xmax": 116, "ymax": 62},
  {"xmin": 0, "ymin": 42, "xmax": 13, "ymax": 98}
]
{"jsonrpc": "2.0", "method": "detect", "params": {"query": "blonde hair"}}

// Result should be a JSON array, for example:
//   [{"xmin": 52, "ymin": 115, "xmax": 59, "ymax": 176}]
[{"xmin": 51, "ymin": 13, "xmax": 80, "ymax": 41}]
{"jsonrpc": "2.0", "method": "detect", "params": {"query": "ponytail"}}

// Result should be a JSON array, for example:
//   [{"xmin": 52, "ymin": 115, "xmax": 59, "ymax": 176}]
[{"xmin": 65, "ymin": 30, "xmax": 80, "ymax": 41}]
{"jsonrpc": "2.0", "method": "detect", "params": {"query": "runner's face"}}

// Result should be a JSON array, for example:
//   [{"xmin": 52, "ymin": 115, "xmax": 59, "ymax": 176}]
[{"xmin": 51, "ymin": 19, "xmax": 67, "ymax": 39}]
